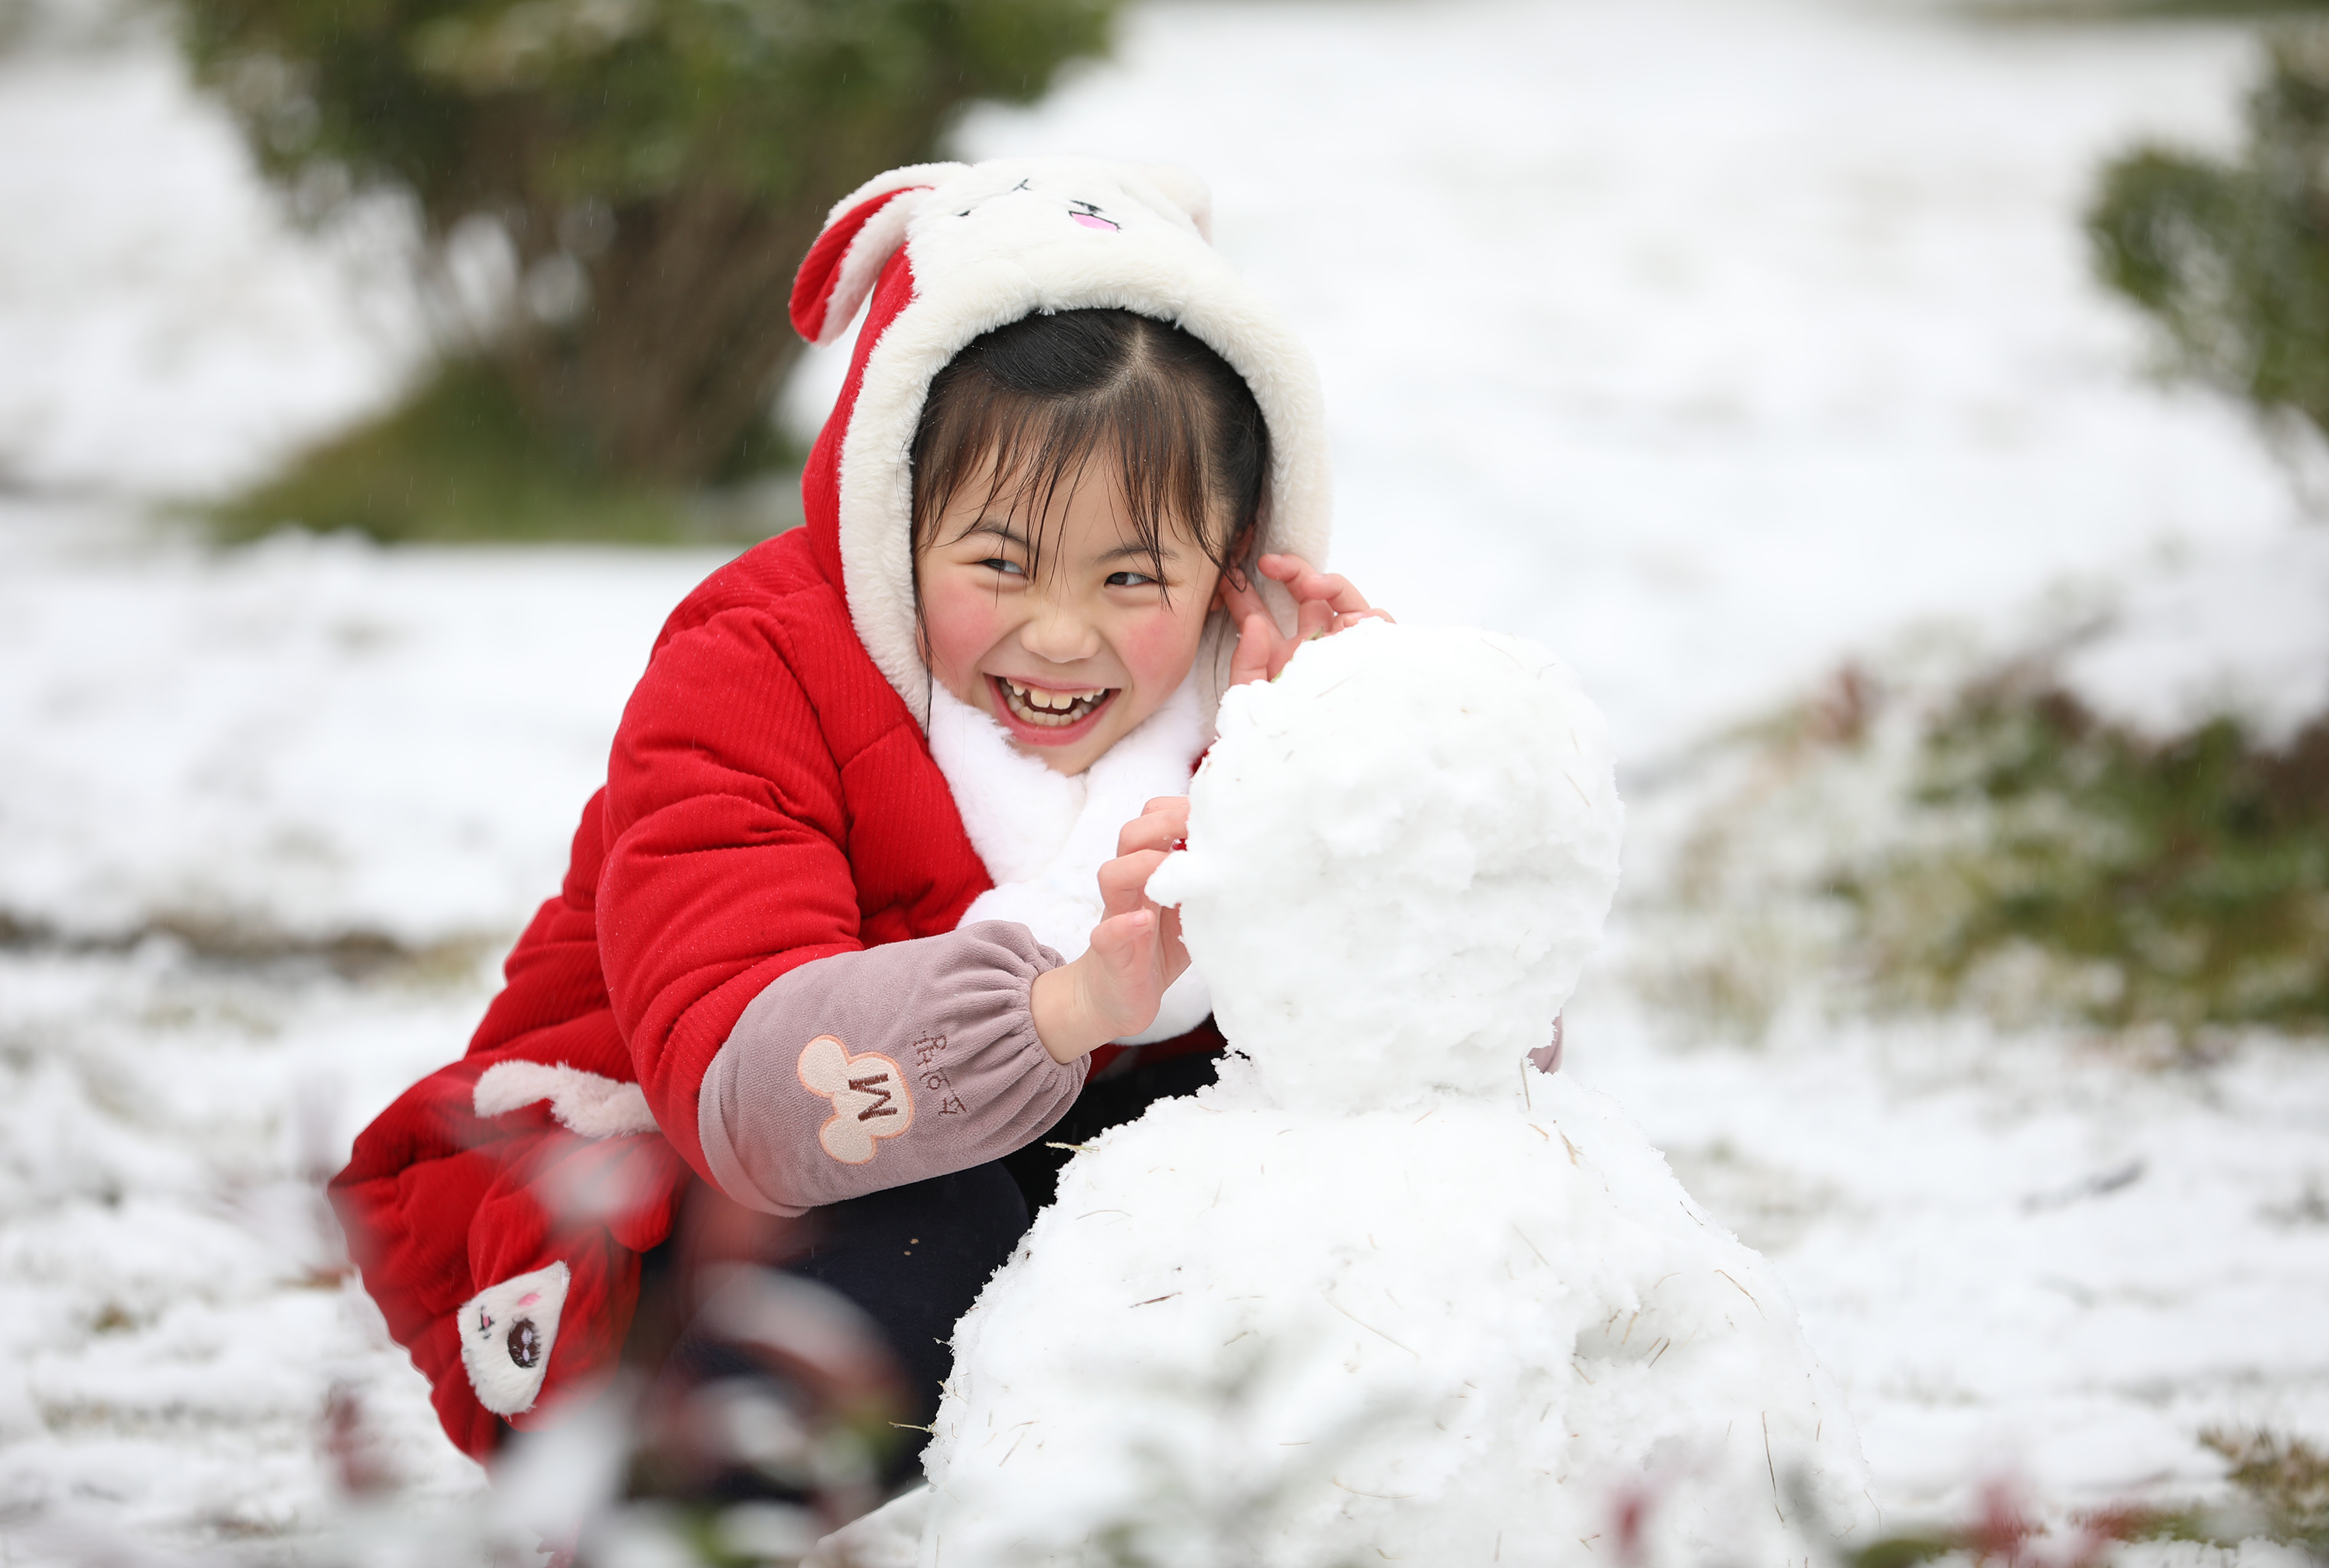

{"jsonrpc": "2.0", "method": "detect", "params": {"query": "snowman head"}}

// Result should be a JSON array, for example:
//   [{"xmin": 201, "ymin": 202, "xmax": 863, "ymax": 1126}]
[{"xmin": 1151, "ymin": 622, "xmax": 1623, "ymax": 1111}]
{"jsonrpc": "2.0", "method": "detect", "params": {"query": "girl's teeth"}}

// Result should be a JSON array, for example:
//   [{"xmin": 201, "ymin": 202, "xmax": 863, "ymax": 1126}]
[{"xmin": 999, "ymin": 678, "xmax": 1108, "ymax": 726}]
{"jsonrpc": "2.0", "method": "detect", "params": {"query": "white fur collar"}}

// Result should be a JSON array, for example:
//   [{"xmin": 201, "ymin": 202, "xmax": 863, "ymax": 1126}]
[
  {"xmin": 473, "ymin": 1060, "xmax": 657, "ymax": 1139},
  {"xmin": 929, "ymin": 676, "xmax": 1213, "ymax": 1044}
]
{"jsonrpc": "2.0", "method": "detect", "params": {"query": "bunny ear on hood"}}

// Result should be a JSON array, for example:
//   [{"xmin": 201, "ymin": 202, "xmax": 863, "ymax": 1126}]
[
  {"xmin": 789, "ymin": 163, "xmax": 963, "ymax": 346},
  {"xmin": 788, "ymin": 156, "xmax": 1334, "ymax": 737}
]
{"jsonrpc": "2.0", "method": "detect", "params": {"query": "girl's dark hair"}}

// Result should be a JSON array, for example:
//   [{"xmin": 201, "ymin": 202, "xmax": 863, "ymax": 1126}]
[{"xmin": 908, "ymin": 308, "xmax": 1271, "ymax": 595}]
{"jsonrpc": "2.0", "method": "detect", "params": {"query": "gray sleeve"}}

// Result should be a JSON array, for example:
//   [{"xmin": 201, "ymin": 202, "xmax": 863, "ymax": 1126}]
[{"xmin": 697, "ymin": 921, "xmax": 1086, "ymax": 1216}]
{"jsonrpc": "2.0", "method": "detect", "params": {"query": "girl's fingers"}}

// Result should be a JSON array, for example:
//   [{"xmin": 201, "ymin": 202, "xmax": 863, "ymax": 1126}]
[
  {"xmin": 1087, "ymin": 910, "xmax": 1166, "ymax": 1028},
  {"xmin": 1258, "ymin": 555, "xmax": 1376, "ymax": 616},
  {"xmin": 1215, "ymin": 561, "xmax": 1265, "ymax": 622},
  {"xmin": 1228, "ymin": 609, "xmax": 1278, "ymax": 689},
  {"xmin": 1092, "ymin": 912, "xmax": 1158, "ymax": 1001},
  {"xmin": 1097, "ymin": 848, "xmax": 1170, "ymax": 920},
  {"xmin": 1229, "ymin": 557, "xmax": 1387, "ymax": 682},
  {"xmin": 1088, "ymin": 907, "xmax": 1154, "ymax": 963},
  {"xmin": 1299, "ymin": 573, "xmax": 1373, "ymax": 616},
  {"xmin": 1157, "ymin": 904, "xmax": 1190, "ymax": 985},
  {"xmin": 1116, "ymin": 798, "xmax": 1189, "ymax": 857}
]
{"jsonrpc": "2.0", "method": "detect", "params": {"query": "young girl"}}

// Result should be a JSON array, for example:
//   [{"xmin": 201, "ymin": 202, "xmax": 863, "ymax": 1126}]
[{"xmin": 331, "ymin": 157, "xmax": 1383, "ymax": 1483}]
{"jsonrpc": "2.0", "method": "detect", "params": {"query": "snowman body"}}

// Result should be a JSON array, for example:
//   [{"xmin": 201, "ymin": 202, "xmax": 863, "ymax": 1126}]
[{"xmin": 915, "ymin": 624, "xmax": 1873, "ymax": 1566}]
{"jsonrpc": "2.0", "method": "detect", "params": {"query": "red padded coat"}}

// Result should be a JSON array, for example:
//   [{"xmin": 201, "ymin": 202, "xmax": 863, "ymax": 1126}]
[{"xmin": 331, "ymin": 525, "xmax": 1010, "ymax": 1458}]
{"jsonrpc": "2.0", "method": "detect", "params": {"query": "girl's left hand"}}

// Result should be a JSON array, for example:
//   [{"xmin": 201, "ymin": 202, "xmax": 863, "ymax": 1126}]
[
  {"xmin": 1217, "ymin": 553, "xmax": 1391, "ymax": 687},
  {"xmin": 1029, "ymin": 798, "xmax": 1192, "ymax": 1063}
]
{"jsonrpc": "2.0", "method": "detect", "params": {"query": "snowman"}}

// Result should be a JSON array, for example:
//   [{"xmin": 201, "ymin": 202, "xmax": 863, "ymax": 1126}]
[{"xmin": 826, "ymin": 621, "xmax": 1874, "ymax": 1568}]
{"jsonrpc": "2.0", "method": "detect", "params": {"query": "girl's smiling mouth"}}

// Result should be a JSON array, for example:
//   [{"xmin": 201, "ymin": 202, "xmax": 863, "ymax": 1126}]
[{"xmin": 991, "ymin": 675, "xmax": 1116, "ymax": 741}]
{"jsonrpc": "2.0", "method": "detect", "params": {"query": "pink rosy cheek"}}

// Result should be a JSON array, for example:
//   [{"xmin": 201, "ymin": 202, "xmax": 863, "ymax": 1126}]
[
  {"xmin": 1071, "ymin": 213, "xmax": 1119, "ymax": 231},
  {"xmin": 1116, "ymin": 612, "xmax": 1202, "ymax": 688},
  {"xmin": 918, "ymin": 575, "xmax": 1015, "ymax": 699}
]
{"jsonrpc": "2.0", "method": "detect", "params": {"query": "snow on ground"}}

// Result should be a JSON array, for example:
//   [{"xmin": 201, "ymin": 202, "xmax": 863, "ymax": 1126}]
[
  {"xmin": 0, "ymin": 505, "xmax": 723, "ymax": 945},
  {"xmin": 0, "ymin": 945, "xmax": 491, "ymax": 1548},
  {"xmin": 1571, "ymin": 995, "xmax": 2329, "ymax": 1516},
  {"xmin": 2058, "ymin": 521, "xmax": 2329, "ymax": 745},
  {"xmin": 2, "ymin": 0, "xmax": 2326, "ymax": 1559}
]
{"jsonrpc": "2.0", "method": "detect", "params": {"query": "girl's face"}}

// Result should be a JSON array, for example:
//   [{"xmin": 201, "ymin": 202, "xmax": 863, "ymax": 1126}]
[{"xmin": 917, "ymin": 449, "xmax": 1227, "ymax": 776}]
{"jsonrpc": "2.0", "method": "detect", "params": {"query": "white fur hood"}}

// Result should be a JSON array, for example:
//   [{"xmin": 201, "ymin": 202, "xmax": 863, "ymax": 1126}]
[{"xmin": 786, "ymin": 155, "xmax": 1335, "ymax": 742}]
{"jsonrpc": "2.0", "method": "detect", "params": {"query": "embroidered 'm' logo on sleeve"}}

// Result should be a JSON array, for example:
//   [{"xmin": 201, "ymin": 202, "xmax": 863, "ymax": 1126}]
[{"xmin": 797, "ymin": 1035, "xmax": 915, "ymax": 1164}]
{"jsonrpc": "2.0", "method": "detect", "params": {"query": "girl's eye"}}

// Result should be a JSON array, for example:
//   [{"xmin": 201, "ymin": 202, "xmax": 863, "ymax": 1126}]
[
  {"xmin": 979, "ymin": 557, "xmax": 1026, "ymax": 577},
  {"xmin": 1106, "ymin": 570, "xmax": 1159, "ymax": 588}
]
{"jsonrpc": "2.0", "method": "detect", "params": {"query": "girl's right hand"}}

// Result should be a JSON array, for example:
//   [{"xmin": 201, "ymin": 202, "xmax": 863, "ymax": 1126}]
[
  {"xmin": 1219, "ymin": 552, "xmax": 1390, "ymax": 687},
  {"xmin": 1030, "ymin": 797, "xmax": 1192, "ymax": 1063}
]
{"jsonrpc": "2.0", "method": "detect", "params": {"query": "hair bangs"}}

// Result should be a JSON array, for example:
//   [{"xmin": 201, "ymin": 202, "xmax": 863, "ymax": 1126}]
[{"xmin": 909, "ymin": 309, "xmax": 1270, "ymax": 605}]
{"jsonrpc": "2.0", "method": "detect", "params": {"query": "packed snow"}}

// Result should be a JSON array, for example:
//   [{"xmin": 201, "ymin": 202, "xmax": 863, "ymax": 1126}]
[
  {"xmin": 1155, "ymin": 623, "xmax": 1624, "ymax": 1113},
  {"xmin": 923, "ymin": 1075, "xmax": 1871, "ymax": 1566},
  {"xmin": 916, "ymin": 626, "xmax": 1871, "ymax": 1566},
  {"xmin": 3, "ymin": 0, "xmax": 2327, "ymax": 1562}
]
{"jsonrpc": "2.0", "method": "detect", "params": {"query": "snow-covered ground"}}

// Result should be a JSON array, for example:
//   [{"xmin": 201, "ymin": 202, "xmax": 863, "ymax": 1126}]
[{"xmin": 4, "ymin": 0, "xmax": 2327, "ymax": 1559}]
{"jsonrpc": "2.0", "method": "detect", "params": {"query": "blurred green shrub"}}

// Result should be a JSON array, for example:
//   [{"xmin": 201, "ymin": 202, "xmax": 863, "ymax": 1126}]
[
  {"xmin": 1822, "ymin": 1430, "xmax": 2329, "ymax": 1568},
  {"xmin": 1692, "ymin": 34, "xmax": 2329, "ymax": 1046},
  {"xmin": 207, "ymin": 359, "xmax": 793, "ymax": 543},
  {"xmin": 2202, "ymin": 1428, "xmax": 2329, "ymax": 1555},
  {"xmin": 1642, "ymin": 29, "xmax": 2329, "ymax": 1049},
  {"xmin": 1836, "ymin": 675, "xmax": 2329, "ymax": 1040},
  {"xmin": 2090, "ymin": 29, "xmax": 2329, "ymax": 439},
  {"xmin": 184, "ymin": 0, "xmax": 1116, "ymax": 538},
  {"xmin": 1630, "ymin": 654, "xmax": 2329, "ymax": 1048}
]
